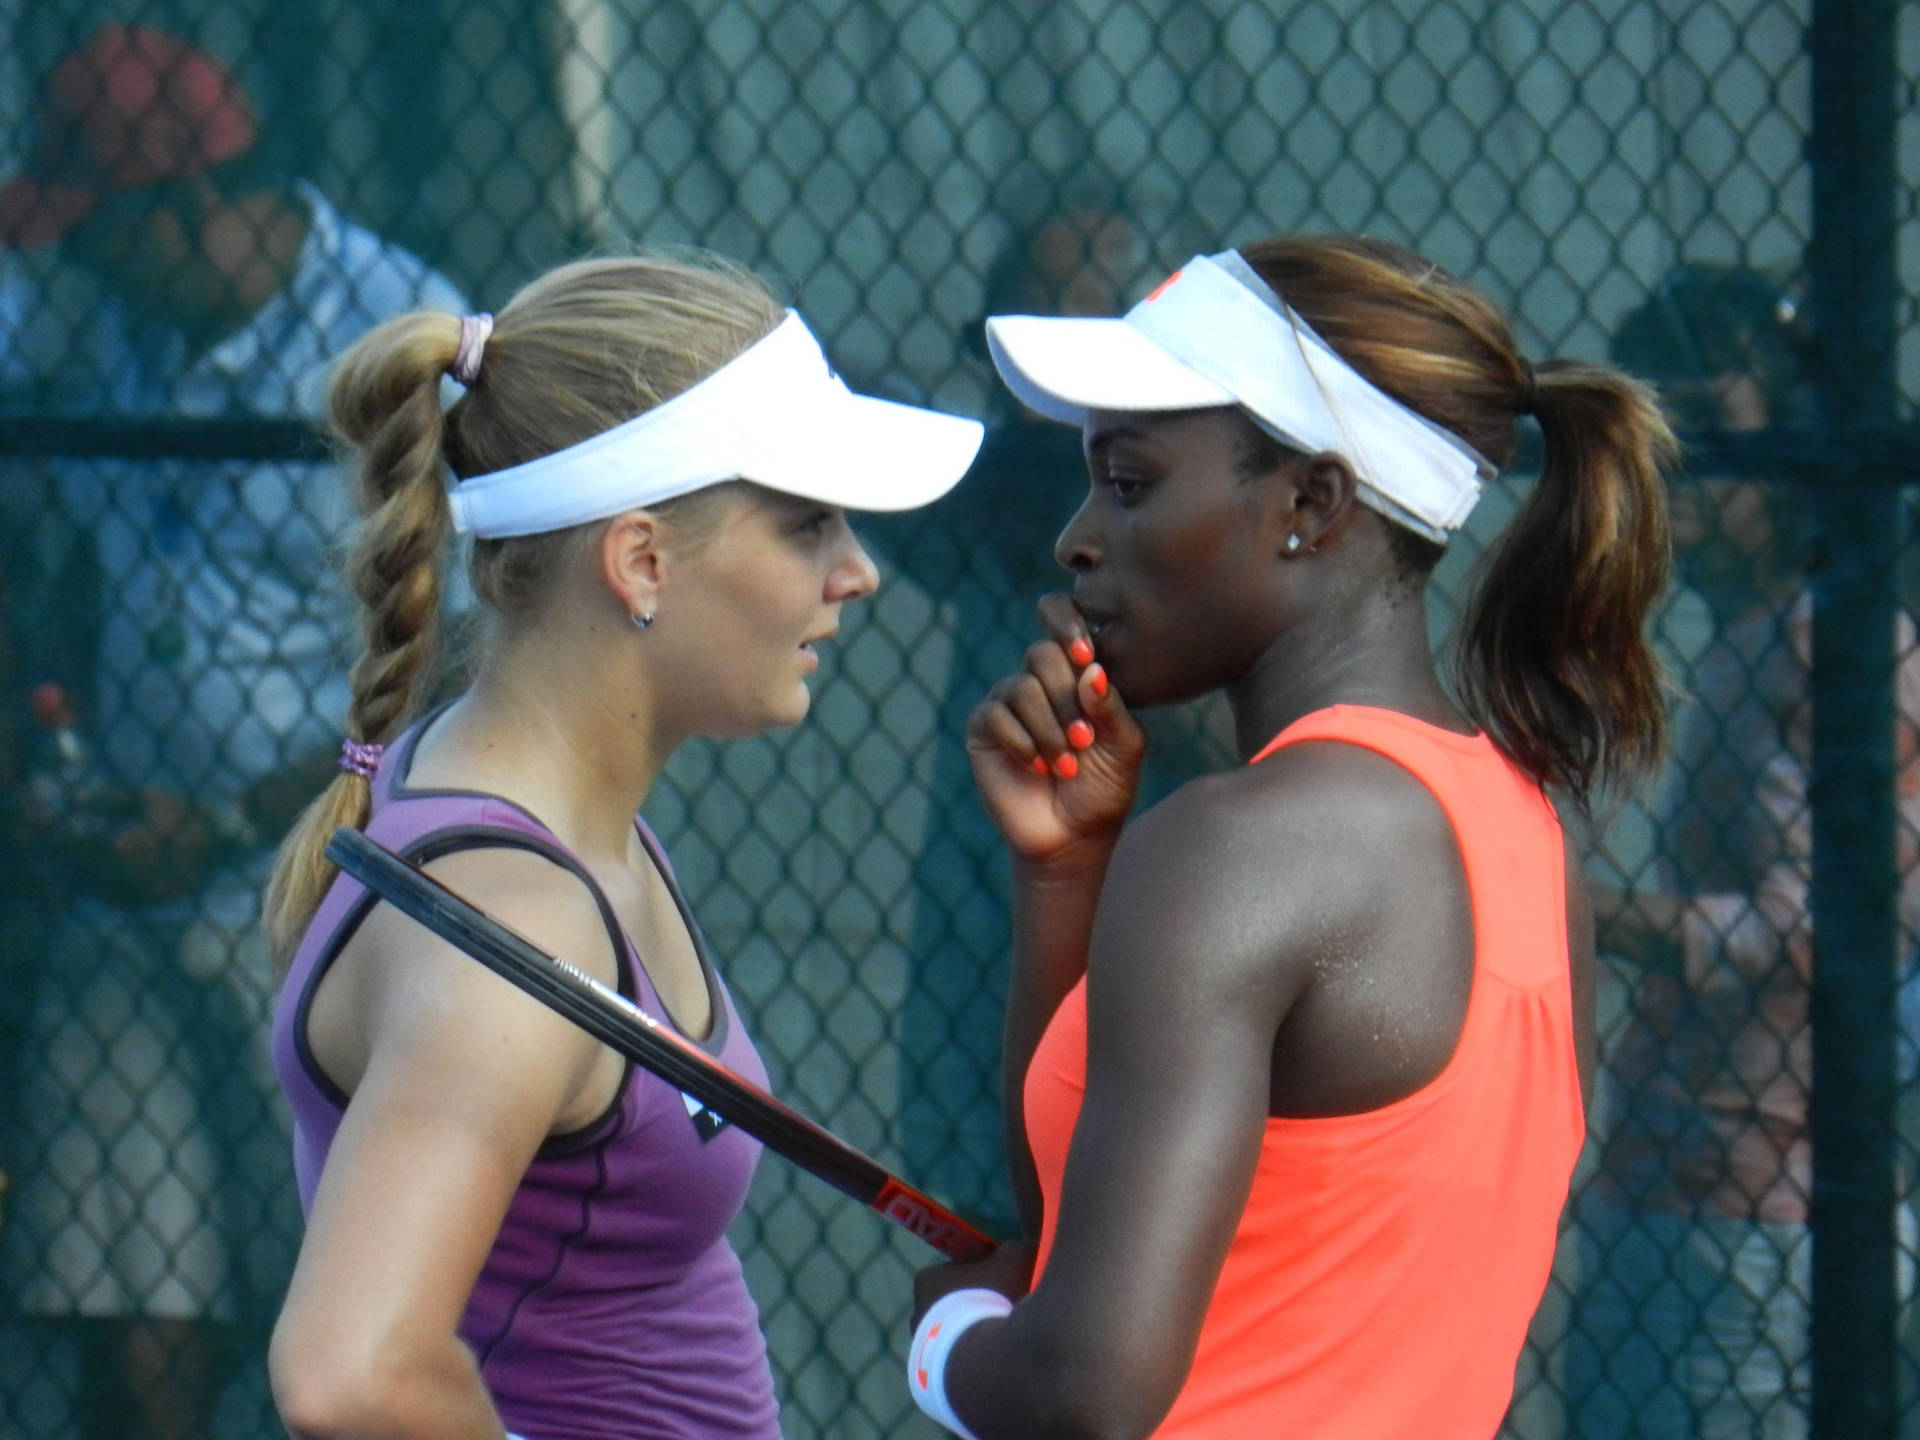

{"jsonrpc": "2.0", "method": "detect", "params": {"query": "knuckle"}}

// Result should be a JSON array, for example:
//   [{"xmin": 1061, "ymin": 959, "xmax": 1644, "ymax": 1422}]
[
  {"xmin": 1009, "ymin": 670, "xmax": 1045, "ymax": 702},
  {"xmin": 986, "ymin": 677, "xmax": 1027, "ymax": 708}
]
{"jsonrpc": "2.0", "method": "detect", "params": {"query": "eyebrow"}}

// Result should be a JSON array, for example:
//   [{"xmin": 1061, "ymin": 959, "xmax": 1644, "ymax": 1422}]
[
  {"xmin": 762, "ymin": 490, "xmax": 831, "ymax": 515},
  {"xmin": 1085, "ymin": 424, "xmax": 1156, "ymax": 459}
]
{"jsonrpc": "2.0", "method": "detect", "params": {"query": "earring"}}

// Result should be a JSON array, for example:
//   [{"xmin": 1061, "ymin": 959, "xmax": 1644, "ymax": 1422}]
[
  {"xmin": 632, "ymin": 610, "xmax": 655, "ymax": 629},
  {"xmin": 1285, "ymin": 533, "xmax": 1303, "ymax": 554}
]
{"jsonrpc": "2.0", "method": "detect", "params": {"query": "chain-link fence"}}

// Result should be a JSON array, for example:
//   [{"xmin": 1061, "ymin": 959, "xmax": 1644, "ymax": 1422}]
[{"xmin": 1, "ymin": 0, "xmax": 1917, "ymax": 1436}]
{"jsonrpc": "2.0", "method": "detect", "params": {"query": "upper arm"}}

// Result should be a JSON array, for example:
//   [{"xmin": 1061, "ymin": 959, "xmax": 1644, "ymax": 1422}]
[
  {"xmin": 1009, "ymin": 772, "xmax": 1342, "ymax": 1423},
  {"xmin": 275, "ymin": 847, "xmax": 619, "ymax": 1382},
  {"xmin": 1564, "ymin": 823, "xmax": 1597, "ymax": 1114}
]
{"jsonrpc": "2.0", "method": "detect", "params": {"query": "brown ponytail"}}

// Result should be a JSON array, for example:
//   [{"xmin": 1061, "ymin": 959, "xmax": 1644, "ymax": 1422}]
[
  {"xmin": 1456, "ymin": 362, "xmax": 1674, "ymax": 804},
  {"xmin": 1238, "ymin": 234, "xmax": 1675, "ymax": 805},
  {"xmin": 263, "ymin": 311, "xmax": 460, "ymax": 968}
]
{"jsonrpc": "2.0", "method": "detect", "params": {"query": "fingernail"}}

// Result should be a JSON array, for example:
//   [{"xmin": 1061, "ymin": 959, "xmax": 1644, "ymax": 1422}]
[
  {"xmin": 1052, "ymin": 753, "xmax": 1079, "ymax": 780},
  {"xmin": 1087, "ymin": 663, "xmax": 1108, "ymax": 697},
  {"xmin": 1031, "ymin": 755, "xmax": 1050, "ymax": 776},
  {"xmin": 1067, "ymin": 719, "xmax": 1094, "ymax": 750},
  {"xmin": 1068, "ymin": 636, "xmax": 1095, "ymax": 668}
]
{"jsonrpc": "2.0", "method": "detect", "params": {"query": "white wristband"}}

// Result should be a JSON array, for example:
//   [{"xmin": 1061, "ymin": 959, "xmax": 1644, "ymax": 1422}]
[{"xmin": 907, "ymin": 1287, "xmax": 1014, "ymax": 1438}]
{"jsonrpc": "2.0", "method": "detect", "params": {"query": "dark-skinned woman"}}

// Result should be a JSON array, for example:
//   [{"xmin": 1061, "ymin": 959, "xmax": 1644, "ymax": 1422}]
[{"xmin": 902, "ymin": 236, "xmax": 1675, "ymax": 1439}]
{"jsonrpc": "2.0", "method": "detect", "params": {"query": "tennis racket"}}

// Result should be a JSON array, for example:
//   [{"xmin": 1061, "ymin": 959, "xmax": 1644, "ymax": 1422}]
[{"xmin": 324, "ymin": 825, "xmax": 995, "ymax": 1262}]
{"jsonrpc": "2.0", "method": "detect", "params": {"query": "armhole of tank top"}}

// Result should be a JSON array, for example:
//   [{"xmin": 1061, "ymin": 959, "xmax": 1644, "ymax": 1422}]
[
  {"xmin": 293, "ymin": 824, "xmax": 641, "ymax": 1154},
  {"xmin": 291, "ymin": 883, "xmax": 383, "ymax": 1113},
  {"xmin": 1256, "ymin": 729, "xmax": 1485, "ymax": 1121},
  {"xmin": 630, "ymin": 814, "xmax": 733, "ymax": 1055}
]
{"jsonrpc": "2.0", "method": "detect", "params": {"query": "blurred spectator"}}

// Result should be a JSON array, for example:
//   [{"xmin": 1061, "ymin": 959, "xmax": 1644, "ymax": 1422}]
[
  {"xmin": 941, "ymin": 206, "xmax": 1154, "ymax": 598},
  {"xmin": 0, "ymin": 24, "xmax": 463, "ymax": 1439},
  {"xmin": 1584, "ymin": 266, "xmax": 1807, "ymax": 898},
  {"xmin": 1571, "ymin": 263, "xmax": 1920, "ymax": 1439},
  {"xmin": 869, "ymin": 205, "xmax": 1245, "ymax": 1215},
  {"xmin": 855, "ymin": 208, "xmax": 1141, "ymax": 1219}
]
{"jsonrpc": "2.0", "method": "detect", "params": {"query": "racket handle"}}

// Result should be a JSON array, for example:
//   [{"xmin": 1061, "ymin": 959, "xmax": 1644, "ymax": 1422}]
[{"xmin": 873, "ymin": 1177, "xmax": 996, "ymax": 1262}]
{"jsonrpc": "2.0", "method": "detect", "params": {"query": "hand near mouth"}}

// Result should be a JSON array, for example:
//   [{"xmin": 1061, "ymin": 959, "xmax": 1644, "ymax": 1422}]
[{"xmin": 964, "ymin": 593, "xmax": 1147, "ymax": 861}]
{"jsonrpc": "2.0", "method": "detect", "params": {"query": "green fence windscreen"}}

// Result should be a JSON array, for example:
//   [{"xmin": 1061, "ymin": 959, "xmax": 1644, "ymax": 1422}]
[{"xmin": 2, "ymin": 2, "xmax": 1918, "ymax": 1437}]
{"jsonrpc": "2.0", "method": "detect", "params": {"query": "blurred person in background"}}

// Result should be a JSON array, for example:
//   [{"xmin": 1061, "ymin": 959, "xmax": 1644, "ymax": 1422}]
[
  {"xmin": 939, "ymin": 205, "xmax": 1154, "ymax": 602},
  {"xmin": 0, "ymin": 23, "xmax": 463, "ymax": 1439},
  {"xmin": 874, "ymin": 202, "xmax": 1236, "ymax": 1222},
  {"xmin": 1571, "ymin": 263, "xmax": 1920, "ymax": 1439}
]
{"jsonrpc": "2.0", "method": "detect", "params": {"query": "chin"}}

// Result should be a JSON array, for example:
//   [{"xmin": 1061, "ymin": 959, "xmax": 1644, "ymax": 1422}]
[
  {"xmin": 1116, "ymin": 662, "xmax": 1217, "ymax": 712},
  {"xmin": 768, "ymin": 683, "xmax": 813, "ymax": 729},
  {"xmin": 709, "ymin": 685, "xmax": 812, "ymax": 739}
]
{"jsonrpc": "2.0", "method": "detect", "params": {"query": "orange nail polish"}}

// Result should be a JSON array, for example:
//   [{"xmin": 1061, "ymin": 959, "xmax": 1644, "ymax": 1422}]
[
  {"xmin": 1031, "ymin": 755, "xmax": 1050, "ymax": 776},
  {"xmin": 1067, "ymin": 719, "xmax": 1094, "ymax": 750},
  {"xmin": 1068, "ymin": 636, "xmax": 1095, "ymax": 667},
  {"xmin": 1053, "ymin": 753, "xmax": 1079, "ymax": 780},
  {"xmin": 1087, "ymin": 663, "xmax": 1108, "ymax": 697}
]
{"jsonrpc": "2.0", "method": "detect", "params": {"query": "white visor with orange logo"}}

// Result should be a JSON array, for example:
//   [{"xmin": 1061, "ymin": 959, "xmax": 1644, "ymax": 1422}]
[{"xmin": 984, "ymin": 251, "xmax": 1491, "ymax": 542}]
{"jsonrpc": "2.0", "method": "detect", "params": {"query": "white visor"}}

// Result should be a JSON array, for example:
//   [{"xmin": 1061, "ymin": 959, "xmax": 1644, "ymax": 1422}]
[
  {"xmin": 448, "ymin": 311, "xmax": 985, "ymax": 539},
  {"xmin": 984, "ymin": 252, "xmax": 1492, "ymax": 542}
]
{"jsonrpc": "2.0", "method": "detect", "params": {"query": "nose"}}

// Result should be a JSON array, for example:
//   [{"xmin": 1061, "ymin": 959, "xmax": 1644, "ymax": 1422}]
[
  {"xmin": 1054, "ymin": 495, "xmax": 1101, "ymax": 574},
  {"xmin": 828, "ymin": 529, "xmax": 881, "ymax": 601}
]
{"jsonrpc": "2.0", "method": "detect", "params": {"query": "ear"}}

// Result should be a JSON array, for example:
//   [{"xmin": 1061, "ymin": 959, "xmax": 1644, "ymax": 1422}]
[
  {"xmin": 1282, "ymin": 451, "xmax": 1362, "ymax": 554},
  {"xmin": 599, "ymin": 510, "xmax": 667, "ymax": 620}
]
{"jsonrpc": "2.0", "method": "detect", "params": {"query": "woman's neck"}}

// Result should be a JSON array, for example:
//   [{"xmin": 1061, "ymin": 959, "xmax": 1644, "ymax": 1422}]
[
  {"xmin": 422, "ymin": 644, "xmax": 676, "ymax": 866},
  {"xmin": 1227, "ymin": 583, "xmax": 1469, "ymax": 761}
]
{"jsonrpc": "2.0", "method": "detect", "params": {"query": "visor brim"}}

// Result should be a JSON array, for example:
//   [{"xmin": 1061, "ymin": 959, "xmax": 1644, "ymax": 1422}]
[
  {"xmin": 764, "ymin": 389, "xmax": 983, "ymax": 513},
  {"xmin": 984, "ymin": 314, "xmax": 1236, "ymax": 426}
]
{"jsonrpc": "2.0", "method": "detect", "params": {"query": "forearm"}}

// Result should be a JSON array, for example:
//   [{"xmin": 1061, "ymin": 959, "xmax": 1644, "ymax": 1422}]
[
  {"xmin": 938, "ymin": 1306, "xmax": 1165, "ymax": 1440},
  {"xmin": 1003, "ymin": 840, "xmax": 1117, "ymax": 1239}
]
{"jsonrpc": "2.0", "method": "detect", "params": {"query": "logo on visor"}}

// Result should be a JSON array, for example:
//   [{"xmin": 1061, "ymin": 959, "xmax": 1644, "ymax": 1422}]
[{"xmin": 1145, "ymin": 269, "xmax": 1184, "ymax": 302}]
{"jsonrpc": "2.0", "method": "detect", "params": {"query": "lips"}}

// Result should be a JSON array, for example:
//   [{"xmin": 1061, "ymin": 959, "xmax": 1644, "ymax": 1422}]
[{"xmin": 1073, "ymin": 598, "xmax": 1120, "ymax": 637}]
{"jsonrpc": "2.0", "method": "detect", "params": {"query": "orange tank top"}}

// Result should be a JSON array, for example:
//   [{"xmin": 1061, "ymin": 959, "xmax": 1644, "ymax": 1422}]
[{"xmin": 1023, "ymin": 705, "xmax": 1586, "ymax": 1439}]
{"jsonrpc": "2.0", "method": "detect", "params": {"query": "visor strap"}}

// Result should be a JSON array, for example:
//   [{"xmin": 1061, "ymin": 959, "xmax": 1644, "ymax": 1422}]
[{"xmin": 1134, "ymin": 253, "xmax": 1491, "ymax": 538}]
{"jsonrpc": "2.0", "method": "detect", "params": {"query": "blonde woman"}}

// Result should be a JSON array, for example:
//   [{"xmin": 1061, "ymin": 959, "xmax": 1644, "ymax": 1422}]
[{"xmin": 262, "ymin": 254, "xmax": 981, "ymax": 1439}]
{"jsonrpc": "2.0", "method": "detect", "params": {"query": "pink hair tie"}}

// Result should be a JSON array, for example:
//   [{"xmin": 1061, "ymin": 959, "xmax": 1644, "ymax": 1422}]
[
  {"xmin": 451, "ymin": 312, "xmax": 494, "ymax": 387},
  {"xmin": 338, "ymin": 738, "xmax": 384, "ymax": 781}
]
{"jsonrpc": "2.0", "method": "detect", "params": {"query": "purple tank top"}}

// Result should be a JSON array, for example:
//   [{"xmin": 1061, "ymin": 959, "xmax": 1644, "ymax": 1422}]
[{"xmin": 270, "ymin": 716, "xmax": 780, "ymax": 1439}]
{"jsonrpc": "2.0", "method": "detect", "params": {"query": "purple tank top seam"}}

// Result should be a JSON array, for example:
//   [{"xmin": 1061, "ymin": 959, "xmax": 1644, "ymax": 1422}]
[{"xmin": 473, "ymin": 1141, "xmax": 613, "ymax": 1372}]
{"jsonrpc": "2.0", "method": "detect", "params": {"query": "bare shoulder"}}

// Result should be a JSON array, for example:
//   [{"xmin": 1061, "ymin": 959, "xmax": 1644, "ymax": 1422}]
[
  {"xmin": 1118, "ymin": 738, "xmax": 1455, "ymax": 895},
  {"xmin": 350, "ymin": 843, "xmax": 620, "ymax": 995},
  {"xmin": 1093, "ymin": 740, "xmax": 1458, "ymax": 1002},
  {"xmin": 321, "ymin": 842, "xmax": 621, "ymax": 1097}
]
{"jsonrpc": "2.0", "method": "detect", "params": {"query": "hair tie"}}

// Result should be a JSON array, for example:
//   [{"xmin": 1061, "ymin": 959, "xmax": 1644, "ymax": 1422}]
[
  {"xmin": 338, "ymin": 738, "xmax": 384, "ymax": 781},
  {"xmin": 1516, "ymin": 359, "xmax": 1540, "ymax": 417},
  {"xmin": 451, "ymin": 313, "xmax": 494, "ymax": 387}
]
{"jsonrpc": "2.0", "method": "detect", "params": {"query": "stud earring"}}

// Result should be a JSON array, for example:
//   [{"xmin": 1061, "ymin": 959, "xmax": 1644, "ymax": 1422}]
[
  {"xmin": 1285, "ymin": 533, "xmax": 1303, "ymax": 554},
  {"xmin": 632, "ymin": 610, "xmax": 655, "ymax": 629}
]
